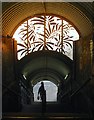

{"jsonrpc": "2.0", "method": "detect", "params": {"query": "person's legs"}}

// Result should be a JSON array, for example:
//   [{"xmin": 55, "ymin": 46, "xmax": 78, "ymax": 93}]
[{"xmin": 42, "ymin": 98, "xmax": 46, "ymax": 114}]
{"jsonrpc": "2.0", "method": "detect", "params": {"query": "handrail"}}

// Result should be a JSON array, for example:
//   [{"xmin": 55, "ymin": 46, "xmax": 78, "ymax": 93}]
[
  {"xmin": 2, "ymin": 82, "xmax": 32, "ymax": 98},
  {"xmin": 61, "ymin": 90, "xmax": 70, "ymax": 99},
  {"xmin": 61, "ymin": 78, "xmax": 91, "ymax": 100},
  {"xmin": 2, "ymin": 83, "xmax": 22, "ymax": 97},
  {"xmin": 20, "ymin": 81, "xmax": 31, "ymax": 94},
  {"xmin": 2, "ymin": 81, "xmax": 16, "ymax": 94},
  {"xmin": 70, "ymin": 78, "xmax": 91, "ymax": 97}
]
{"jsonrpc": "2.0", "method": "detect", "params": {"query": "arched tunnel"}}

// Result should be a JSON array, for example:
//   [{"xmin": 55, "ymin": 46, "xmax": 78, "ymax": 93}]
[
  {"xmin": 18, "ymin": 50, "xmax": 72, "ymax": 81},
  {"xmin": 16, "ymin": 50, "xmax": 92, "ymax": 115},
  {"xmin": 2, "ymin": 2, "xmax": 94, "ymax": 119},
  {"xmin": 17, "ymin": 50, "xmax": 72, "ymax": 102}
]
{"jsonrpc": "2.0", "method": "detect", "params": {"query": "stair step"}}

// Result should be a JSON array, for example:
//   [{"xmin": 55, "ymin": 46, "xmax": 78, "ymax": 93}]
[{"xmin": 2, "ymin": 113, "xmax": 91, "ymax": 120}]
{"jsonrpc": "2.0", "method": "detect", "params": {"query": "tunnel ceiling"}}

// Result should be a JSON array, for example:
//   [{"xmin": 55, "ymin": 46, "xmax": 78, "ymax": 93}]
[
  {"xmin": 70, "ymin": 2, "xmax": 94, "ymax": 23},
  {"xmin": 2, "ymin": 2, "xmax": 93, "ymax": 38},
  {"xmin": 18, "ymin": 51, "xmax": 73, "ymax": 85}
]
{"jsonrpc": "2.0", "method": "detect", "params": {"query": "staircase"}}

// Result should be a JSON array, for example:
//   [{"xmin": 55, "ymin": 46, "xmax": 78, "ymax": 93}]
[
  {"xmin": 2, "ymin": 102, "xmax": 92, "ymax": 120},
  {"xmin": 2, "ymin": 78, "xmax": 93, "ymax": 119}
]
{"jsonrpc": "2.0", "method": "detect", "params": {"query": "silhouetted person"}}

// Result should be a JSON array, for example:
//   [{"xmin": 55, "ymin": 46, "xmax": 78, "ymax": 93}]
[{"xmin": 37, "ymin": 82, "xmax": 46, "ymax": 114}]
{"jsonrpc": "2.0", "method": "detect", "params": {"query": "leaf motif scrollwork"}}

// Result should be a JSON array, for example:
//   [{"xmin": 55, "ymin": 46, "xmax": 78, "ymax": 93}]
[{"xmin": 15, "ymin": 15, "xmax": 79, "ymax": 60}]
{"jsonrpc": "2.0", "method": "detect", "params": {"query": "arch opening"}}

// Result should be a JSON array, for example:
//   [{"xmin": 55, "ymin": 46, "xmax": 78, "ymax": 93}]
[
  {"xmin": 13, "ymin": 14, "xmax": 79, "ymax": 60},
  {"xmin": 33, "ymin": 80, "xmax": 58, "ymax": 102}
]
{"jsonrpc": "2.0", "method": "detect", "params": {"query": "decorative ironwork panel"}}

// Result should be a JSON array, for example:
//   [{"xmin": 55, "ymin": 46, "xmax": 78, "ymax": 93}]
[{"xmin": 13, "ymin": 15, "xmax": 79, "ymax": 60}]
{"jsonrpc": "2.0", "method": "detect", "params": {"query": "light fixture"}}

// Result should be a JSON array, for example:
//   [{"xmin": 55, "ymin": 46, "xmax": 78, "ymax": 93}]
[
  {"xmin": 23, "ymin": 74, "xmax": 26, "ymax": 80},
  {"xmin": 64, "ymin": 74, "xmax": 68, "ymax": 80}
]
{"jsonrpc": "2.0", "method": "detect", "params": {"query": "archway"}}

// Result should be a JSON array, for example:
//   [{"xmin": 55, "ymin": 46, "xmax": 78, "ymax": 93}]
[
  {"xmin": 33, "ymin": 80, "xmax": 58, "ymax": 102},
  {"xmin": 2, "ymin": 2, "xmax": 93, "ymax": 115},
  {"xmin": 13, "ymin": 14, "xmax": 79, "ymax": 60},
  {"xmin": 17, "ymin": 50, "xmax": 73, "ymax": 105}
]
